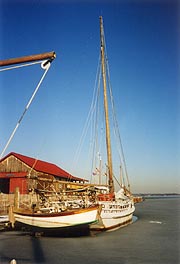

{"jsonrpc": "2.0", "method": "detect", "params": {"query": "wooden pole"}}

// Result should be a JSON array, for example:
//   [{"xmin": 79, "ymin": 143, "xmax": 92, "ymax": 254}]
[
  {"xmin": 8, "ymin": 205, "xmax": 15, "ymax": 228},
  {"xmin": 100, "ymin": 16, "xmax": 114, "ymax": 193},
  {"xmin": 0, "ymin": 51, "xmax": 56, "ymax": 67},
  {"xmin": 14, "ymin": 187, "xmax": 20, "ymax": 209}
]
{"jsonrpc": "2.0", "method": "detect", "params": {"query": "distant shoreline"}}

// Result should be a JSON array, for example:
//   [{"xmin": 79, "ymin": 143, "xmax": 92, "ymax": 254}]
[{"xmin": 134, "ymin": 193, "xmax": 180, "ymax": 199}]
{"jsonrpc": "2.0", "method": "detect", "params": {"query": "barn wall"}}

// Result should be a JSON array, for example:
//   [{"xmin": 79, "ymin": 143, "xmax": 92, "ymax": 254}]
[
  {"xmin": 10, "ymin": 178, "xmax": 28, "ymax": 194},
  {"xmin": 0, "ymin": 156, "xmax": 31, "ymax": 173},
  {"xmin": 0, "ymin": 154, "xmax": 76, "ymax": 194}
]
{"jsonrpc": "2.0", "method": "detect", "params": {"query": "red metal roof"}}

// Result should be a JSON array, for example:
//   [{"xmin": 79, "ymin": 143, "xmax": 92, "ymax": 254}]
[{"xmin": 0, "ymin": 152, "xmax": 85, "ymax": 182}]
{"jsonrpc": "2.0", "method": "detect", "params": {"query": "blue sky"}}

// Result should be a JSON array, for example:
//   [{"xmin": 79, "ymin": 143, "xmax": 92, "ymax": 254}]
[{"xmin": 0, "ymin": 0, "xmax": 179, "ymax": 193}]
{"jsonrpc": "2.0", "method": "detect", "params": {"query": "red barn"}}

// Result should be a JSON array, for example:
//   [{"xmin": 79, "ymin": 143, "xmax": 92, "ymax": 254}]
[{"xmin": 0, "ymin": 152, "xmax": 85, "ymax": 194}]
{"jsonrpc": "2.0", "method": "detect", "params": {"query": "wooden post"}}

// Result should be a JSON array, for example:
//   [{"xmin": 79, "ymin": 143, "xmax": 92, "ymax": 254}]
[
  {"xmin": 14, "ymin": 187, "xmax": 20, "ymax": 209},
  {"xmin": 8, "ymin": 205, "xmax": 15, "ymax": 228}
]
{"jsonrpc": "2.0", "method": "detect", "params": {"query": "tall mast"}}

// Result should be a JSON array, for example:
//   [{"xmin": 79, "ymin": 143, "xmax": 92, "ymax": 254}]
[{"xmin": 100, "ymin": 16, "xmax": 114, "ymax": 193}]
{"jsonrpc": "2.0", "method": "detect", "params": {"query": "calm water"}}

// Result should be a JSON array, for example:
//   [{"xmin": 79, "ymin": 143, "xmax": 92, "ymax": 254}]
[{"xmin": 0, "ymin": 198, "xmax": 179, "ymax": 264}]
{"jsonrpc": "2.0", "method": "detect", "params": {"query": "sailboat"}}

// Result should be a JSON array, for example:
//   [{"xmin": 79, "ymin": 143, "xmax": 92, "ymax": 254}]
[
  {"xmin": 89, "ymin": 16, "xmax": 135, "ymax": 231},
  {"xmin": 0, "ymin": 52, "xmax": 100, "ymax": 236},
  {"xmin": 13, "ymin": 204, "xmax": 99, "ymax": 236},
  {"xmin": 12, "ymin": 176, "xmax": 99, "ymax": 236}
]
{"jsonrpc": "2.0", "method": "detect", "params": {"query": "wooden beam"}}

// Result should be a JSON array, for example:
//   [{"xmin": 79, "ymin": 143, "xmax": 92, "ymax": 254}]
[{"xmin": 0, "ymin": 51, "xmax": 56, "ymax": 67}]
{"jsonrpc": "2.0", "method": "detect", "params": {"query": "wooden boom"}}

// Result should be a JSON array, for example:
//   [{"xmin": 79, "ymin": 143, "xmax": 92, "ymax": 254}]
[{"xmin": 0, "ymin": 51, "xmax": 56, "ymax": 67}]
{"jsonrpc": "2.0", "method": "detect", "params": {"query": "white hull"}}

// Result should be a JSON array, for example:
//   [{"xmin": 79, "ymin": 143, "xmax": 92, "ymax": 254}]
[
  {"xmin": 0, "ymin": 215, "xmax": 9, "ymax": 223},
  {"xmin": 14, "ymin": 206, "xmax": 99, "ymax": 231},
  {"xmin": 91, "ymin": 199, "xmax": 135, "ymax": 231}
]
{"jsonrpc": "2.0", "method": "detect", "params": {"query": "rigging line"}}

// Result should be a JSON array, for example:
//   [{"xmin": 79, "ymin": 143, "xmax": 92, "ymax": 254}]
[
  {"xmin": 89, "ymin": 60, "xmax": 103, "ymax": 182},
  {"xmin": 0, "ymin": 60, "xmax": 43, "ymax": 72},
  {"xmin": 113, "ymin": 172, "xmax": 121, "ymax": 188},
  {"xmin": 101, "ymin": 24, "xmax": 129, "ymax": 189},
  {"xmin": 0, "ymin": 60, "xmax": 52, "ymax": 159},
  {"xmin": 120, "ymin": 165, "xmax": 126, "ymax": 187},
  {"xmin": 90, "ymin": 65, "xmax": 102, "ymax": 182},
  {"xmin": 72, "ymin": 55, "xmax": 101, "ymax": 169},
  {"xmin": 28, "ymin": 158, "xmax": 39, "ymax": 177},
  {"xmin": 102, "ymin": 30, "xmax": 130, "ymax": 188},
  {"xmin": 107, "ymin": 66, "xmax": 124, "ymax": 167},
  {"xmin": 27, "ymin": 141, "xmax": 46, "ymax": 178},
  {"xmin": 102, "ymin": 29, "xmax": 125, "ymax": 173},
  {"xmin": 106, "ymin": 57, "xmax": 130, "ymax": 189}
]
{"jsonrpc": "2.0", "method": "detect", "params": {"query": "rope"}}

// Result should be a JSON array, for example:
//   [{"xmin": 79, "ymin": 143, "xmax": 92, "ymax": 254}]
[
  {"xmin": 72, "ymin": 56, "xmax": 101, "ymax": 172},
  {"xmin": 0, "ymin": 60, "xmax": 52, "ymax": 159},
  {"xmin": 0, "ymin": 60, "xmax": 43, "ymax": 72},
  {"xmin": 106, "ymin": 54, "xmax": 131, "ymax": 190},
  {"xmin": 100, "ymin": 30, "xmax": 131, "ymax": 190},
  {"xmin": 90, "ymin": 63, "xmax": 102, "ymax": 182}
]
